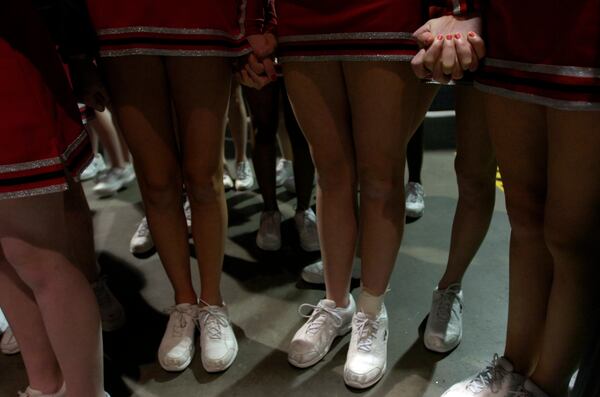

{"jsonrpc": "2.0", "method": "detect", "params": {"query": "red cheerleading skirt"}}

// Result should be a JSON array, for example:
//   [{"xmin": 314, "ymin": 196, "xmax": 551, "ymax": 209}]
[
  {"xmin": 87, "ymin": 0, "xmax": 252, "ymax": 58},
  {"xmin": 276, "ymin": 0, "xmax": 424, "ymax": 62},
  {"xmin": 0, "ymin": 1, "xmax": 91, "ymax": 200},
  {"xmin": 476, "ymin": 1, "xmax": 600, "ymax": 110}
]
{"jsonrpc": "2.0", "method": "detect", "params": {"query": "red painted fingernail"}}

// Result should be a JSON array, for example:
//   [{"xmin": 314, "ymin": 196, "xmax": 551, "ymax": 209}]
[
  {"xmin": 468, "ymin": 31, "xmax": 476, "ymax": 37},
  {"xmin": 437, "ymin": 35, "xmax": 444, "ymax": 40},
  {"xmin": 446, "ymin": 34, "xmax": 453, "ymax": 40},
  {"xmin": 454, "ymin": 33, "xmax": 462, "ymax": 39}
]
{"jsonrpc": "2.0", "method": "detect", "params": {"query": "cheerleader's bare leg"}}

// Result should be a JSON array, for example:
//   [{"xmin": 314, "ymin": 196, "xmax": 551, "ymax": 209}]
[
  {"xmin": 165, "ymin": 56, "xmax": 232, "ymax": 306},
  {"xmin": 528, "ymin": 108, "xmax": 600, "ymax": 396},
  {"xmin": 0, "ymin": 192, "xmax": 104, "ymax": 396},
  {"xmin": 103, "ymin": 56, "xmax": 196, "ymax": 305}
]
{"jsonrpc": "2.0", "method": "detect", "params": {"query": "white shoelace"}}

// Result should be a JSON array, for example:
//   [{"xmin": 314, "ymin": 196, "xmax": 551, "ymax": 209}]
[
  {"xmin": 165, "ymin": 306, "xmax": 196, "ymax": 337},
  {"xmin": 298, "ymin": 304, "xmax": 343, "ymax": 335},
  {"xmin": 435, "ymin": 287, "xmax": 461, "ymax": 322},
  {"xmin": 236, "ymin": 162, "xmax": 250, "ymax": 180},
  {"xmin": 197, "ymin": 306, "xmax": 230, "ymax": 340},
  {"xmin": 353, "ymin": 314, "xmax": 380, "ymax": 353},
  {"xmin": 467, "ymin": 354, "xmax": 508, "ymax": 393}
]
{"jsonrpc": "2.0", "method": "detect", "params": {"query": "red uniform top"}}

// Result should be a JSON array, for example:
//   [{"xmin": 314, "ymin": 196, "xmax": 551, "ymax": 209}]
[
  {"xmin": 432, "ymin": 0, "xmax": 600, "ymax": 110},
  {"xmin": 87, "ymin": 0, "xmax": 272, "ymax": 57},
  {"xmin": 276, "ymin": 0, "xmax": 425, "ymax": 62},
  {"xmin": 0, "ymin": 0, "xmax": 91, "ymax": 200}
]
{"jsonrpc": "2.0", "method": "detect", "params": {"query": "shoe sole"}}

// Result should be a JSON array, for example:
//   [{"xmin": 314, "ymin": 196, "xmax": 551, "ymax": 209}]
[
  {"xmin": 288, "ymin": 324, "xmax": 352, "ymax": 368},
  {"xmin": 158, "ymin": 345, "xmax": 195, "ymax": 372},
  {"xmin": 344, "ymin": 362, "xmax": 387, "ymax": 389},
  {"xmin": 405, "ymin": 208, "xmax": 424, "ymax": 219},
  {"xmin": 423, "ymin": 332, "xmax": 462, "ymax": 353},
  {"xmin": 299, "ymin": 242, "xmax": 321, "ymax": 252},
  {"xmin": 0, "ymin": 346, "xmax": 20, "ymax": 355}
]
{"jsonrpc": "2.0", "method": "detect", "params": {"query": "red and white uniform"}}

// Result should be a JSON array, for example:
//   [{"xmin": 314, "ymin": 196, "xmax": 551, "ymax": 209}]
[
  {"xmin": 0, "ymin": 1, "xmax": 91, "ymax": 200},
  {"xmin": 86, "ymin": 0, "xmax": 269, "ymax": 58},
  {"xmin": 276, "ymin": 0, "xmax": 425, "ymax": 62},
  {"xmin": 432, "ymin": 0, "xmax": 600, "ymax": 110}
]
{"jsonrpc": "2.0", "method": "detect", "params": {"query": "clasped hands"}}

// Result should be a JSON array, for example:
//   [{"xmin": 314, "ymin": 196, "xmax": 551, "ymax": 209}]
[
  {"xmin": 411, "ymin": 15, "xmax": 485, "ymax": 84},
  {"xmin": 237, "ymin": 33, "xmax": 278, "ymax": 89}
]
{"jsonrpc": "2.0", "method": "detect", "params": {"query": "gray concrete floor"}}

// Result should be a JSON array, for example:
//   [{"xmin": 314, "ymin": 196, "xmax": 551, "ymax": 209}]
[{"xmin": 0, "ymin": 150, "xmax": 510, "ymax": 397}]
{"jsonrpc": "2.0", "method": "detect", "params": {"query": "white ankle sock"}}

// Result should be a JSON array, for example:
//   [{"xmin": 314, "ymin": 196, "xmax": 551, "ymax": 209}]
[{"xmin": 357, "ymin": 289, "xmax": 384, "ymax": 317}]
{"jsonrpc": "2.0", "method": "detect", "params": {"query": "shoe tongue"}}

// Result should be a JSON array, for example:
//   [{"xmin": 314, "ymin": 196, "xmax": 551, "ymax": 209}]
[
  {"xmin": 319, "ymin": 299, "xmax": 337, "ymax": 309},
  {"xmin": 498, "ymin": 356, "xmax": 514, "ymax": 372},
  {"xmin": 176, "ymin": 303, "xmax": 193, "ymax": 310}
]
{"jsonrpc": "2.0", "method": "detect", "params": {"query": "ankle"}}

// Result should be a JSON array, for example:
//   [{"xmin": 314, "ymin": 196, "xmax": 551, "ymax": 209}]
[
  {"xmin": 438, "ymin": 275, "xmax": 462, "ymax": 290},
  {"xmin": 199, "ymin": 294, "xmax": 224, "ymax": 307},
  {"xmin": 174, "ymin": 291, "xmax": 197, "ymax": 305},
  {"xmin": 357, "ymin": 288, "xmax": 385, "ymax": 317}
]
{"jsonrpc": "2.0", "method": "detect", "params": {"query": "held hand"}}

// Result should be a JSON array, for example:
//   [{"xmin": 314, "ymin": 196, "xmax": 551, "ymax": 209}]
[{"xmin": 237, "ymin": 53, "xmax": 276, "ymax": 90}]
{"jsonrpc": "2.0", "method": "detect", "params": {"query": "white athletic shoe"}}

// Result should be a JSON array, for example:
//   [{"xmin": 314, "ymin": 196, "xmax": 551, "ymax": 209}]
[
  {"xmin": 442, "ymin": 355, "xmax": 525, "ymax": 397},
  {"xmin": 288, "ymin": 296, "xmax": 355, "ymax": 368},
  {"xmin": 93, "ymin": 164, "xmax": 136, "ymax": 197},
  {"xmin": 223, "ymin": 166, "xmax": 235, "ymax": 191},
  {"xmin": 283, "ymin": 175, "xmax": 296, "ymax": 194},
  {"xmin": 256, "ymin": 211, "xmax": 282, "ymax": 251},
  {"xmin": 80, "ymin": 154, "xmax": 106, "ymax": 181},
  {"xmin": 276, "ymin": 158, "xmax": 293, "ymax": 187},
  {"xmin": 183, "ymin": 198, "xmax": 192, "ymax": 234},
  {"xmin": 301, "ymin": 260, "xmax": 361, "ymax": 284},
  {"xmin": 424, "ymin": 283, "xmax": 463, "ymax": 353},
  {"xmin": 92, "ymin": 277, "xmax": 126, "ymax": 332},
  {"xmin": 344, "ymin": 305, "xmax": 389, "ymax": 389},
  {"xmin": 235, "ymin": 160, "xmax": 254, "ymax": 191},
  {"xmin": 197, "ymin": 304, "xmax": 238, "ymax": 372},
  {"xmin": 18, "ymin": 383, "xmax": 66, "ymax": 397},
  {"xmin": 158, "ymin": 304, "xmax": 197, "ymax": 372},
  {"xmin": 294, "ymin": 208, "xmax": 320, "ymax": 252},
  {"xmin": 129, "ymin": 217, "xmax": 154, "ymax": 255},
  {"xmin": 520, "ymin": 379, "xmax": 550, "ymax": 397},
  {"xmin": 0, "ymin": 326, "xmax": 19, "ymax": 355},
  {"xmin": 0, "ymin": 308, "xmax": 7, "ymax": 333},
  {"xmin": 405, "ymin": 182, "xmax": 425, "ymax": 218}
]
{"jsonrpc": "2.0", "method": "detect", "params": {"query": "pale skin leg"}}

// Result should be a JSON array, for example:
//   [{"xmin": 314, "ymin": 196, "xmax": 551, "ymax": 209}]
[
  {"xmin": 438, "ymin": 85, "xmax": 496, "ymax": 289},
  {"xmin": 228, "ymin": 81, "xmax": 249, "ymax": 164},
  {"xmin": 0, "ymin": 190, "xmax": 104, "ymax": 397},
  {"xmin": 103, "ymin": 56, "xmax": 195, "ymax": 305},
  {"xmin": 166, "ymin": 56, "xmax": 232, "ymax": 306},
  {"xmin": 88, "ymin": 109, "xmax": 130, "ymax": 169}
]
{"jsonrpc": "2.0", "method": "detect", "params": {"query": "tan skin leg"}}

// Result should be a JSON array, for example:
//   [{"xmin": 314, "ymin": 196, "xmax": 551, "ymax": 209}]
[
  {"xmin": 529, "ymin": 108, "xmax": 600, "ymax": 396},
  {"xmin": 89, "ymin": 109, "xmax": 129, "ymax": 169},
  {"xmin": 284, "ymin": 61, "xmax": 356, "ymax": 307},
  {"xmin": 0, "ymin": 190, "xmax": 103, "ymax": 397},
  {"xmin": 228, "ymin": 81, "xmax": 249, "ymax": 164},
  {"xmin": 166, "ymin": 56, "xmax": 231, "ymax": 306},
  {"xmin": 343, "ymin": 62, "xmax": 437, "ymax": 295},
  {"xmin": 438, "ymin": 85, "xmax": 496, "ymax": 289},
  {"xmin": 102, "ymin": 56, "xmax": 195, "ymax": 305},
  {"xmin": 484, "ymin": 93, "xmax": 553, "ymax": 377}
]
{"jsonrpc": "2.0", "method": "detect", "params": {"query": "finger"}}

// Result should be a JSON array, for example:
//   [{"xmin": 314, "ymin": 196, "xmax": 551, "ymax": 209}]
[
  {"xmin": 240, "ymin": 69, "xmax": 258, "ymax": 89},
  {"xmin": 468, "ymin": 51, "xmax": 480, "ymax": 72},
  {"xmin": 413, "ymin": 22, "xmax": 433, "ymax": 48},
  {"xmin": 411, "ymin": 49, "xmax": 430, "ymax": 79},
  {"xmin": 247, "ymin": 53, "xmax": 265, "ymax": 75},
  {"xmin": 467, "ymin": 32, "xmax": 486, "ymax": 59},
  {"xmin": 441, "ymin": 34, "xmax": 457, "ymax": 75},
  {"xmin": 454, "ymin": 33, "xmax": 472, "ymax": 70},
  {"xmin": 423, "ymin": 35, "xmax": 444, "ymax": 72},
  {"xmin": 433, "ymin": 61, "xmax": 451, "ymax": 84},
  {"xmin": 245, "ymin": 64, "xmax": 271, "ymax": 89},
  {"xmin": 262, "ymin": 58, "xmax": 278, "ymax": 81},
  {"xmin": 451, "ymin": 56, "xmax": 464, "ymax": 80}
]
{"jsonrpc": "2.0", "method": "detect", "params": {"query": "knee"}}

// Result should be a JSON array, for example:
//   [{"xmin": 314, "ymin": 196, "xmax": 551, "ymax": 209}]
[
  {"xmin": 183, "ymin": 164, "xmax": 222, "ymax": 204},
  {"xmin": 455, "ymin": 166, "xmax": 496, "ymax": 206},
  {"xmin": 504, "ymin": 193, "xmax": 545, "ymax": 239},
  {"xmin": 138, "ymin": 169, "xmax": 183, "ymax": 208},
  {"xmin": 358, "ymin": 165, "xmax": 402, "ymax": 201},
  {"xmin": 544, "ymin": 215, "xmax": 596, "ymax": 261}
]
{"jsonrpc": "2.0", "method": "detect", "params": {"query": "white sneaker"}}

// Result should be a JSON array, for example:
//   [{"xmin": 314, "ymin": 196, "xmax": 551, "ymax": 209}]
[
  {"xmin": 197, "ymin": 304, "xmax": 238, "ymax": 372},
  {"xmin": 18, "ymin": 383, "xmax": 66, "ymax": 397},
  {"xmin": 80, "ymin": 154, "xmax": 106, "ymax": 181},
  {"xmin": 183, "ymin": 198, "xmax": 192, "ymax": 234},
  {"xmin": 223, "ymin": 166, "xmax": 234, "ymax": 191},
  {"xmin": 235, "ymin": 160, "xmax": 254, "ymax": 191},
  {"xmin": 93, "ymin": 164, "xmax": 136, "ymax": 197},
  {"xmin": 344, "ymin": 305, "xmax": 388, "ymax": 389},
  {"xmin": 92, "ymin": 277, "xmax": 126, "ymax": 332},
  {"xmin": 283, "ymin": 175, "xmax": 296, "ymax": 194},
  {"xmin": 0, "ymin": 308, "xmax": 7, "ymax": 333},
  {"xmin": 521, "ymin": 379, "xmax": 550, "ymax": 397},
  {"xmin": 276, "ymin": 159, "xmax": 293, "ymax": 187},
  {"xmin": 256, "ymin": 211, "xmax": 282, "ymax": 251},
  {"xmin": 294, "ymin": 209, "xmax": 320, "ymax": 252},
  {"xmin": 288, "ymin": 295, "xmax": 355, "ymax": 368},
  {"xmin": 0, "ymin": 326, "xmax": 19, "ymax": 355},
  {"xmin": 405, "ymin": 182, "xmax": 425, "ymax": 218},
  {"xmin": 441, "ymin": 355, "xmax": 525, "ymax": 397},
  {"xmin": 158, "ymin": 304, "xmax": 197, "ymax": 372},
  {"xmin": 301, "ymin": 260, "xmax": 361, "ymax": 284},
  {"xmin": 424, "ymin": 283, "xmax": 463, "ymax": 353},
  {"xmin": 129, "ymin": 217, "xmax": 154, "ymax": 255}
]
